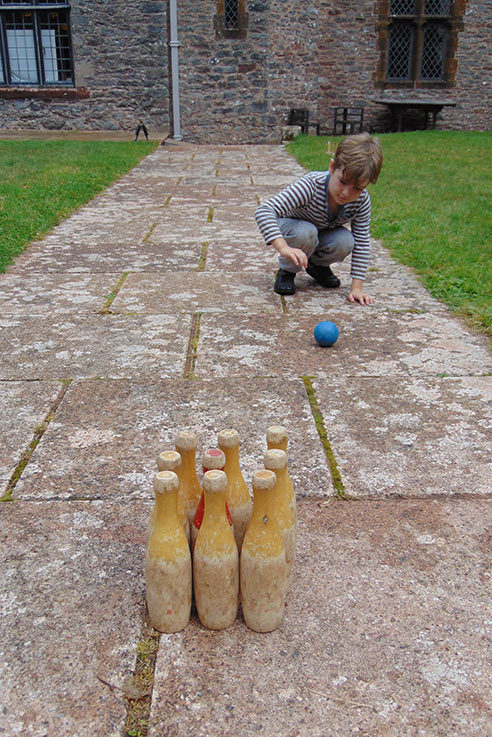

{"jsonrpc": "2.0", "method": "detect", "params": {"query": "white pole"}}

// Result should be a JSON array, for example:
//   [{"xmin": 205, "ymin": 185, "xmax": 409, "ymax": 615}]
[{"xmin": 168, "ymin": 0, "xmax": 182, "ymax": 140}]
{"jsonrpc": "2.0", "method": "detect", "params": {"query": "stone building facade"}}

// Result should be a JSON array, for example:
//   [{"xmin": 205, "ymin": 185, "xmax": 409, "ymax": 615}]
[{"xmin": 0, "ymin": 0, "xmax": 490, "ymax": 142}]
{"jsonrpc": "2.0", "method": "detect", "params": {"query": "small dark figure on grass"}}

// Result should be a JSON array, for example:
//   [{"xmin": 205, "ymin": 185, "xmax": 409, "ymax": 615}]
[
  {"xmin": 255, "ymin": 132, "xmax": 383, "ymax": 305},
  {"xmin": 135, "ymin": 120, "xmax": 149, "ymax": 141}
]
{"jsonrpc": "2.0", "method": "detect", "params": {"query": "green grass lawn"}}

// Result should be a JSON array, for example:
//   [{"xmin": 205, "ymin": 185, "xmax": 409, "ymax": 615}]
[
  {"xmin": 0, "ymin": 139, "xmax": 158, "ymax": 272},
  {"xmin": 287, "ymin": 130, "xmax": 492, "ymax": 338}
]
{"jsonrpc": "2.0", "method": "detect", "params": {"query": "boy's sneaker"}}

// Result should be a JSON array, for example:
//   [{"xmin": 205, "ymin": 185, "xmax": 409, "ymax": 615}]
[
  {"xmin": 274, "ymin": 269, "xmax": 296, "ymax": 295},
  {"xmin": 306, "ymin": 261, "xmax": 341, "ymax": 288}
]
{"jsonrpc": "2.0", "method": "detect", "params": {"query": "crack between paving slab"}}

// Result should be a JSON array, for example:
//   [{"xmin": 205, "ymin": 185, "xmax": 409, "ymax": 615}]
[
  {"xmin": 122, "ymin": 617, "xmax": 160, "ymax": 737},
  {"xmin": 195, "ymin": 241, "xmax": 209, "ymax": 272},
  {"xmin": 301, "ymin": 376, "xmax": 354, "ymax": 500},
  {"xmin": 100, "ymin": 272, "xmax": 129, "ymax": 314},
  {"xmin": 142, "ymin": 224, "xmax": 157, "ymax": 243},
  {"xmin": 183, "ymin": 312, "xmax": 202, "ymax": 379},
  {"xmin": 207, "ymin": 206, "xmax": 214, "ymax": 222},
  {"xmin": 1, "ymin": 380, "xmax": 72, "ymax": 502}
]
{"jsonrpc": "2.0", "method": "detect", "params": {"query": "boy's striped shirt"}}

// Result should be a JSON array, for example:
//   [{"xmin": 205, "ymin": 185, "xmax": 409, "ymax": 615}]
[{"xmin": 255, "ymin": 171, "xmax": 372, "ymax": 280}]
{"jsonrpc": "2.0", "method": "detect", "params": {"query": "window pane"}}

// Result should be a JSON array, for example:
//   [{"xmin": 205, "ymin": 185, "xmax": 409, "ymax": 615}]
[
  {"xmin": 40, "ymin": 27, "xmax": 57, "ymax": 81},
  {"xmin": 39, "ymin": 9, "xmax": 72, "ymax": 83},
  {"xmin": 0, "ymin": 55, "xmax": 4, "ymax": 83},
  {"xmin": 390, "ymin": 0, "xmax": 415, "ymax": 14},
  {"xmin": 387, "ymin": 24, "xmax": 413, "ymax": 79},
  {"xmin": 424, "ymin": 0, "xmax": 451, "ymax": 14},
  {"xmin": 5, "ymin": 12, "xmax": 39, "ymax": 83},
  {"xmin": 224, "ymin": 0, "xmax": 239, "ymax": 30},
  {"xmin": 420, "ymin": 24, "xmax": 446, "ymax": 78},
  {"xmin": 0, "ymin": 2, "xmax": 34, "ymax": 6}
]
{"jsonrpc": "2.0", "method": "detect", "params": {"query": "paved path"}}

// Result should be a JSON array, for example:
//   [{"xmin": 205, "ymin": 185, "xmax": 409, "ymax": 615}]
[{"xmin": 1, "ymin": 143, "xmax": 491, "ymax": 737}]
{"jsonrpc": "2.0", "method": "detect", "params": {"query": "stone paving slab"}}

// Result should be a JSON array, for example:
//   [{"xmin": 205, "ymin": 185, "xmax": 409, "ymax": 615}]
[
  {"xmin": 203, "ymin": 221, "xmax": 262, "ymax": 241},
  {"xmin": 0, "ymin": 381, "xmax": 62, "ymax": 486},
  {"xmin": 37, "ymin": 206, "xmax": 162, "ymax": 239},
  {"xmin": 172, "ymin": 202, "xmax": 257, "ymax": 226},
  {"xmin": 1, "ymin": 143, "xmax": 491, "ymax": 737},
  {"xmin": 111, "ymin": 272, "xmax": 282, "ymax": 314},
  {"xmin": 214, "ymin": 186, "xmax": 261, "ymax": 204},
  {"xmin": 150, "ymin": 209, "xmax": 212, "ymax": 239},
  {"xmin": 0, "ymin": 313, "xmax": 191, "ymax": 380},
  {"xmin": 13, "ymin": 378, "xmax": 332, "ymax": 502},
  {"xmin": 62, "ymin": 194, "xmax": 165, "ymax": 218},
  {"xmin": 203, "ymin": 239, "xmax": 444, "ymax": 313},
  {"xmin": 169, "ymin": 184, "xmax": 216, "ymax": 200},
  {"xmin": 0, "ymin": 273, "xmax": 116, "ymax": 314},
  {"xmin": 164, "ymin": 191, "xmax": 257, "ymax": 212},
  {"xmin": 314, "ymin": 376, "xmax": 492, "ymax": 499},
  {"xmin": 25, "ymin": 217, "xmax": 154, "ymax": 246},
  {"xmin": 202, "ymin": 239, "xmax": 447, "ymax": 307},
  {"xmin": 6, "ymin": 241, "xmax": 202, "ymax": 274},
  {"xmin": 6, "ymin": 228, "xmax": 151, "ymax": 260},
  {"xmin": 83, "ymin": 189, "xmax": 170, "ymax": 209},
  {"xmin": 194, "ymin": 310, "xmax": 492, "ymax": 379},
  {"xmin": 284, "ymin": 245, "xmax": 441, "ymax": 313},
  {"xmin": 125, "ymin": 164, "xmax": 191, "ymax": 181},
  {"xmin": 148, "ymin": 497, "xmax": 492, "ymax": 737},
  {"xmin": 98, "ymin": 183, "xmax": 177, "ymax": 202},
  {"xmin": 0, "ymin": 499, "xmax": 150, "ymax": 737},
  {"xmin": 205, "ymin": 241, "xmax": 277, "ymax": 272}
]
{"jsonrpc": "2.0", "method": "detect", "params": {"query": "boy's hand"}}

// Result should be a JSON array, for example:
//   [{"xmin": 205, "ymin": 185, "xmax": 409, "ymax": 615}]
[
  {"xmin": 282, "ymin": 246, "xmax": 308, "ymax": 268},
  {"xmin": 270, "ymin": 238, "xmax": 308, "ymax": 268},
  {"xmin": 348, "ymin": 279, "xmax": 375, "ymax": 305}
]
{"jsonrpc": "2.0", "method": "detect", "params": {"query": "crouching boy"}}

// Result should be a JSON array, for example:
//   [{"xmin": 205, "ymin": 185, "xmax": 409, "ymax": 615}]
[{"xmin": 255, "ymin": 132, "xmax": 383, "ymax": 305}]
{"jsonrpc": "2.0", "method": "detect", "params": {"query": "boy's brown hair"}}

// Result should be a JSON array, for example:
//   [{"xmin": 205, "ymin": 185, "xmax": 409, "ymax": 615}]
[{"xmin": 333, "ymin": 132, "xmax": 383, "ymax": 186}]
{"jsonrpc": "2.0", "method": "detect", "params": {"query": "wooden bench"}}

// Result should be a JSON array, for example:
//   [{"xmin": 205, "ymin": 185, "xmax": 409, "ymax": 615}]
[
  {"xmin": 287, "ymin": 108, "xmax": 320, "ymax": 135},
  {"xmin": 333, "ymin": 107, "xmax": 365, "ymax": 135}
]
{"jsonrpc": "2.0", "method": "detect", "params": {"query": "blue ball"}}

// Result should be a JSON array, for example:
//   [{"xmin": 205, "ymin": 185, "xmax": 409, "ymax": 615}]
[{"xmin": 314, "ymin": 321, "xmax": 339, "ymax": 347}]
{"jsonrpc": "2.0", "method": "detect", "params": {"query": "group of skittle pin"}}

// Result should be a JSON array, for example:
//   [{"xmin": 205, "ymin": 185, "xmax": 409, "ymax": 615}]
[{"xmin": 145, "ymin": 425, "xmax": 297, "ymax": 634}]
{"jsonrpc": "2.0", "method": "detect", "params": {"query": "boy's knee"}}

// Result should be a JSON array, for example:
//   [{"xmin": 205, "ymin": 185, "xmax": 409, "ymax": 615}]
[
  {"xmin": 335, "ymin": 229, "xmax": 354, "ymax": 258},
  {"xmin": 324, "ymin": 228, "xmax": 354, "ymax": 259},
  {"xmin": 279, "ymin": 219, "xmax": 318, "ymax": 251},
  {"xmin": 296, "ymin": 222, "xmax": 318, "ymax": 249}
]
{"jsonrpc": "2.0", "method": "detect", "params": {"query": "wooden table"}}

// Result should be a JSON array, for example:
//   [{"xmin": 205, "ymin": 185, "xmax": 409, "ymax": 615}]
[{"xmin": 373, "ymin": 98, "xmax": 457, "ymax": 132}]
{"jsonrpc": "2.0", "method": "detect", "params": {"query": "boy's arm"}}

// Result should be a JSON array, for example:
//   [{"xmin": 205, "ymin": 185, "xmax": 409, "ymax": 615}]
[
  {"xmin": 348, "ymin": 191, "xmax": 374, "ymax": 305},
  {"xmin": 255, "ymin": 175, "xmax": 316, "ymax": 250}
]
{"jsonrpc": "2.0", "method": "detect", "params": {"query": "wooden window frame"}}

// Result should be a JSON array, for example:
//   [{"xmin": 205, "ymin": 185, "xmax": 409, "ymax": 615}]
[
  {"xmin": 374, "ymin": 0, "xmax": 467, "ymax": 89},
  {"xmin": 214, "ymin": 0, "xmax": 248, "ymax": 39},
  {"xmin": 0, "ymin": 1, "xmax": 74, "ymax": 88}
]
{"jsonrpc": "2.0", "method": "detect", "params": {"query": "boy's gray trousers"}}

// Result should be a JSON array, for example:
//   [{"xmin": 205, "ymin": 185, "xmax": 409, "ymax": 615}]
[{"xmin": 276, "ymin": 218, "xmax": 354, "ymax": 273}]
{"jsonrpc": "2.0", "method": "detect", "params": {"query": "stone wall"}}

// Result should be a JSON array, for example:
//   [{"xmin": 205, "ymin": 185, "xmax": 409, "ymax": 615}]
[
  {"xmin": 0, "ymin": 0, "xmax": 169, "ymax": 133},
  {"xmin": 176, "ymin": 0, "xmax": 320, "ymax": 143},
  {"xmin": 174, "ymin": 0, "xmax": 492, "ymax": 140},
  {"xmin": 317, "ymin": 0, "xmax": 380, "ymax": 133},
  {"xmin": 448, "ymin": 0, "xmax": 492, "ymax": 131},
  {"xmin": 316, "ymin": 0, "xmax": 492, "ymax": 134},
  {"xmin": 0, "ymin": 0, "xmax": 490, "ymax": 137}
]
